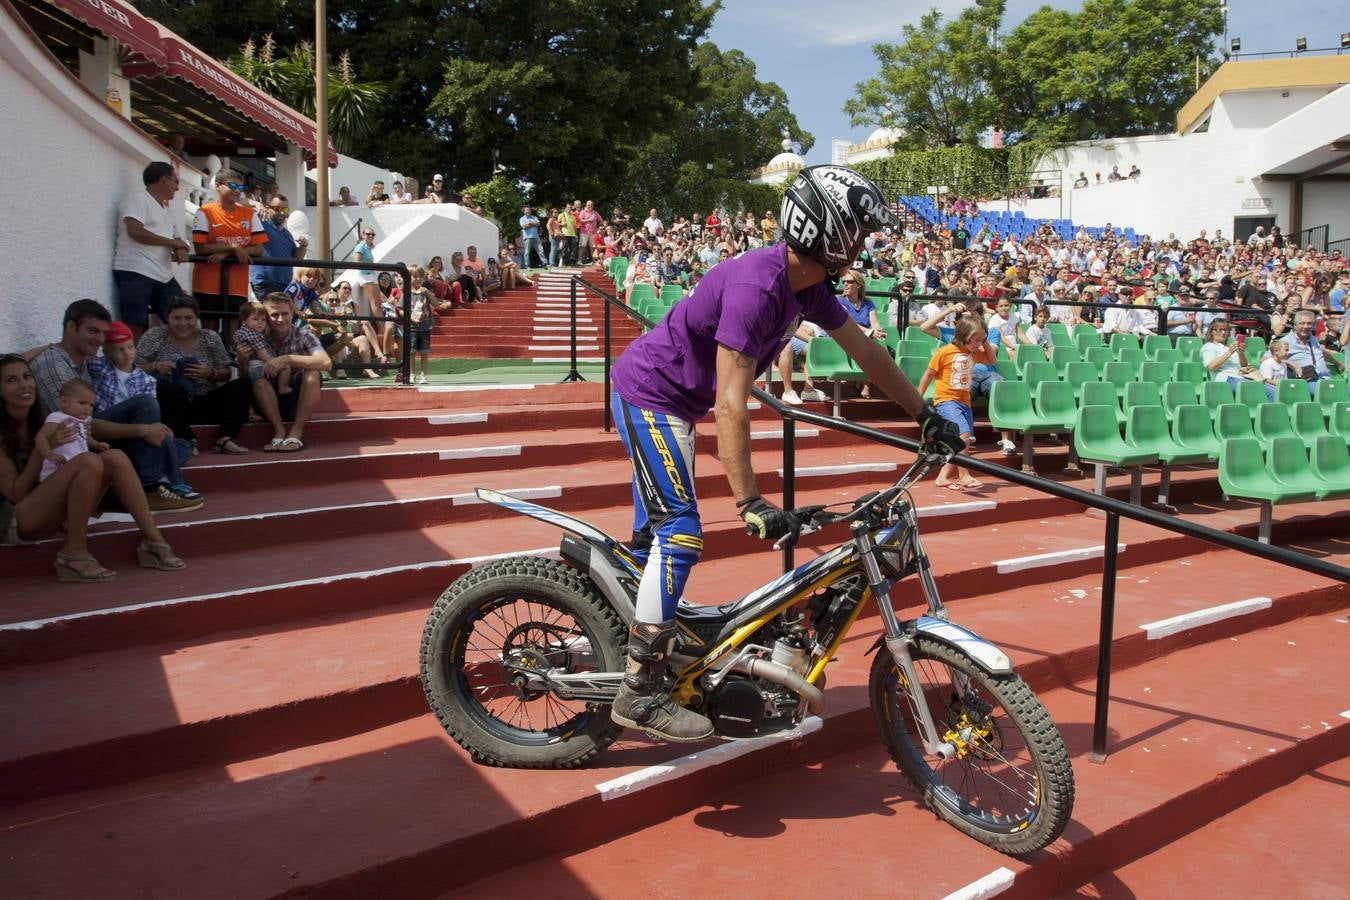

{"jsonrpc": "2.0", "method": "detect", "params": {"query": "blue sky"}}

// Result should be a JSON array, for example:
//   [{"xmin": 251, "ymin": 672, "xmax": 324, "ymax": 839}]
[{"xmin": 707, "ymin": 0, "xmax": 1346, "ymax": 164}]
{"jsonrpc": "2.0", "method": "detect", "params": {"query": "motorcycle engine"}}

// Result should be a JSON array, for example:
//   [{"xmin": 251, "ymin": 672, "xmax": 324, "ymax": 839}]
[{"xmin": 706, "ymin": 675, "xmax": 799, "ymax": 738}]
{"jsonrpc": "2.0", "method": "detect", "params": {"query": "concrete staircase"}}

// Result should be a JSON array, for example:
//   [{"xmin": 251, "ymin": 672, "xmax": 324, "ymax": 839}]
[{"xmin": 0, "ymin": 382, "xmax": 1345, "ymax": 898}]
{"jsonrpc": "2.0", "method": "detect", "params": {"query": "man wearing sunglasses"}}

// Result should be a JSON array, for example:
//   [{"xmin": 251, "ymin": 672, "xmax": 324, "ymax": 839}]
[
  {"xmin": 251, "ymin": 195, "xmax": 308, "ymax": 300},
  {"xmin": 192, "ymin": 170, "xmax": 267, "ymax": 332}
]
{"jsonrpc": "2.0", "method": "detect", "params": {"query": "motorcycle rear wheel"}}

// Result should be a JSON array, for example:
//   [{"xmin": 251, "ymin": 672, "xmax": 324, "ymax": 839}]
[
  {"xmin": 420, "ymin": 557, "xmax": 626, "ymax": 768},
  {"xmin": 869, "ymin": 634, "xmax": 1074, "ymax": 855}
]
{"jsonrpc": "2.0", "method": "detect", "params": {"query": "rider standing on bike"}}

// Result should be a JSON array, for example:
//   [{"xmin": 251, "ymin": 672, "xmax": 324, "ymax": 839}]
[{"xmin": 608, "ymin": 165, "xmax": 965, "ymax": 741}]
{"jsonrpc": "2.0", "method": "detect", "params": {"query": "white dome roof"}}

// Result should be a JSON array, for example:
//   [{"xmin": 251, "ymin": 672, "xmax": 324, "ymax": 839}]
[
  {"xmin": 866, "ymin": 126, "xmax": 903, "ymax": 145},
  {"xmin": 765, "ymin": 150, "xmax": 806, "ymax": 170}
]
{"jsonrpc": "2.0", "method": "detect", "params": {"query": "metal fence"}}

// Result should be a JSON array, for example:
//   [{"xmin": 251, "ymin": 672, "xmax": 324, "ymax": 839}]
[
  {"xmin": 1291, "ymin": 224, "xmax": 1330, "ymax": 253},
  {"xmin": 563, "ymin": 272, "xmax": 1349, "ymax": 762}
]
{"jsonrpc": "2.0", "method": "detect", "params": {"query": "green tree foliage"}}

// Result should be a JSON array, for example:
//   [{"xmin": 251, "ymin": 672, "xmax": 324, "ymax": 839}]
[
  {"xmin": 228, "ymin": 36, "xmax": 388, "ymax": 153},
  {"xmin": 459, "ymin": 175, "xmax": 525, "ymax": 239},
  {"xmin": 850, "ymin": 142, "xmax": 1056, "ymax": 200},
  {"xmin": 846, "ymin": 0, "xmax": 1223, "ymax": 148},
  {"xmin": 844, "ymin": 0, "xmax": 1004, "ymax": 149}
]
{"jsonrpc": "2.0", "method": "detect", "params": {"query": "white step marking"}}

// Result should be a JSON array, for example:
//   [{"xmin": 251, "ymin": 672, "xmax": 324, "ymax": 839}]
[
  {"xmin": 751, "ymin": 428, "xmax": 819, "ymax": 440},
  {"xmin": 529, "ymin": 344, "xmax": 599, "ymax": 351},
  {"xmin": 1139, "ymin": 597, "xmax": 1273, "ymax": 640},
  {"xmin": 776, "ymin": 462, "xmax": 896, "ymax": 478},
  {"xmin": 916, "ymin": 500, "xmax": 997, "ymax": 518},
  {"xmin": 1340, "ymin": 710, "xmax": 1350, "ymax": 720},
  {"xmin": 532, "ymin": 325, "xmax": 597, "ymax": 331},
  {"xmin": 994, "ymin": 544, "xmax": 1126, "ymax": 574},
  {"xmin": 438, "ymin": 445, "xmax": 523, "ymax": 460},
  {"xmin": 533, "ymin": 357, "xmax": 609, "ymax": 363},
  {"xmin": 452, "ymin": 485, "xmax": 560, "ymax": 505},
  {"xmin": 595, "ymin": 716, "xmax": 823, "ymax": 801},
  {"xmin": 417, "ymin": 384, "xmax": 536, "ymax": 393},
  {"xmin": 941, "ymin": 867, "xmax": 1016, "ymax": 900},
  {"xmin": 530, "ymin": 334, "xmax": 585, "ymax": 342},
  {"xmin": 0, "ymin": 548, "xmax": 559, "ymax": 632},
  {"xmin": 427, "ymin": 412, "xmax": 489, "ymax": 425}
]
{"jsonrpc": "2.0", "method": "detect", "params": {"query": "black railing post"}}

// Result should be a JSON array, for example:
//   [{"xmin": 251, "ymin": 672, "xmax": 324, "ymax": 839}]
[
  {"xmin": 781, "ymin": 416, "xmax": 796, "ymax": 573},
  {"xmin": 561, "ymin": 276, "xmax": 584, "ymax": 383},
  {"xmin": 603, "ymin": 299, "xmax": 613, "ymax": 432},
  {"xmin": 398, "ymin": 263, "xmax": 411, "ymax": 386},
  {"xmin": 1091, "ymin": 511, "xmax": 1121, "ymax": 764}
]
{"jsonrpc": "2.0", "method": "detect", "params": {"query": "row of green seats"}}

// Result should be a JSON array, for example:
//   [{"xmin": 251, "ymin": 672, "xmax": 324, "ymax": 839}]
[{"xmin": 1220, "ymin": 435, "xmax": 1350, "ymax": 541}]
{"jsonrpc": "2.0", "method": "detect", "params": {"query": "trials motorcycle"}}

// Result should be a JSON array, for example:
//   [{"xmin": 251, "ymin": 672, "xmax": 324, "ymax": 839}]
[{"xmin": 419, "ymin": 447, "xmax": 1074, "ymax": 855}]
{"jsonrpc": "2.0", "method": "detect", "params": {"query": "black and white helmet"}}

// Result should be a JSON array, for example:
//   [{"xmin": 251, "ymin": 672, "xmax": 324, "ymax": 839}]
[{"xmin": 780, "ymin": 165, "xmax": 898, "ymax": 273}]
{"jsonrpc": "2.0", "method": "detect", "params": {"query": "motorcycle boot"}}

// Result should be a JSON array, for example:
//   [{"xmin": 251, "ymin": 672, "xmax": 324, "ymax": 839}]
[{"xmin": 610, "ymin": 621, "xmax": 714, "ymax": 742}]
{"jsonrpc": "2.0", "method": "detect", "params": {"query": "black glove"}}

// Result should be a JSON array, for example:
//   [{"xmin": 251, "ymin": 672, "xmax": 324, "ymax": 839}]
[
  {"xmin": 738, "ymin": 496, "xmax": 801, "ymax": 542},
  {"xmin": 916, "ymin": 402, "xmax": 966, "ymax": 455}
]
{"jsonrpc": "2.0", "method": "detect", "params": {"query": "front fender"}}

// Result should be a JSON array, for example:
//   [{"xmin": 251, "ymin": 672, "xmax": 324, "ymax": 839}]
[{"xmin": 867, "ymin": 616, "xmax": 1014, "ymax": 676}]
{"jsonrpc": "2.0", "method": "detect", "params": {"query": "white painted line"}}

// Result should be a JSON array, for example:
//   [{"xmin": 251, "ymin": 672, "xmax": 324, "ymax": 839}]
[
  {"xmin": 534, "ymin": 315, "xmax": 594, "ymax": 322},
  {"xmin": 941, "ymin": 867, "xmax": 1016, "ymax": 900},
  {"xmin": 916, "ymin": 500, "xmax": 997, "ymax": 518},
  {"xmin": 181, "ymin": 448, "xmax": 448, "ymax": 470},
  {"xmin": 0, "ymin": 548, "xmax": 559, "ymax": 632},
  {"xmin": 452, "ymin": 485, "xmax": 560, "ymax": 505},
  {"xmin": 532, "ymin": 325, "xmax": 597, "ymax": 332},
  {"xmin": 438, "ymin": 445, "xmax": 523, "ymax": 460},
  {"xmin": 417, "ymin": 384, "xmax": 537, "ymax": 393},
  {"xmin": 529, "ymin": 345, "xmax": 599, "ymax": 351},
  {"xmin": 533, "ymin": 357, "xmax": 609, "ymax": 363},
  {"xmin": 994, "ymin": 544, "xmax": 1126, "ymax": 574},
  {"xmin": 1340, "ymin": 710, "xmax": 1350, "ymax": 720},
  {"xmin": 595, "ymin": 716, "xmax": 823, "ymax": 801},
  {"xmin": 529, "ymin": 335, "xmax": 583, "ymax": 342},
  {"xmin": 751, "ymin": 428, "xmax": 819, "ymax": 440},
  {"xmin": 776, "ymin": 462, "xmax": 897, "ymax": 478},
  {"xmin": 1139, "ymin": 597, "xmax": 1273, "ymax": 640},
  {"xmin": 426, "ymin": 412, "xmax": 489, "ymax": 425}
]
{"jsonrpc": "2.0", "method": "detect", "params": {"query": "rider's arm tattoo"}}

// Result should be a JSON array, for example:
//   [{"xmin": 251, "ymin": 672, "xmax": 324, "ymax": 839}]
[{"xmin": 733, "ymin": 352, "xmax": 755, "ymax": 369}]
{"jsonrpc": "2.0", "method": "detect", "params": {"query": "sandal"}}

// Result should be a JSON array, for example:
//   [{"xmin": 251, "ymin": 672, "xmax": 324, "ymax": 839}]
[
  {"xmin": 262, "ymin": 437, "xmax": 287, "ymax": 452},
  {"xmin": 275, "ymin": 436, "xmax": 305, "ymax": 453},
  {"xmin": 960, "ymin": 477, "xmax": 984, "ymax": 489},
  {"xmin": 934, "ymin": 480, "xmax": 966, "ymax": 493},
  {"xmin": 214, "ymin": 437, "xmax": 249, "ymax": 455},
  {"xmin": 137, "ymin": 540, "xmax": 186, "ymax": 571},
  {"xmin": 54, "ymin": 553, "xmax": 116, "ymax": 583}
]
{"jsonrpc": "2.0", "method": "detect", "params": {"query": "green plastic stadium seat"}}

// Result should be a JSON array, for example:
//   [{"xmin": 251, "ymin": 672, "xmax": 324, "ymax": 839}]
[
  {"xmin": 1315, "ymin": 378, "xmax": 1348, "ymax": 414},
  {"xmin": 658, "ymin": 283, "xmax": 684, "ymax": 303},
  {"xmin": 1142, "ymin": 335, "xmax": 1172, "ymax": 359},
  {"xmin": 904, "ymin": 326, "xmax": 938, "ymax": 348},
  {"xmin": 988, "ymin": 380, "xmax": 1044, "ymax": 433},
  {"xmin": 1074, "ymin": 332, "xmax": 1103, "ymax": 353},
  {"xmin": 1014, "ymin": 343, "xmax": 1048, "ymax": 374},
  {"xmin": 1073, "ymin": 323, "xmax": 1099, "ymax": 341},
  {"xmin": 1151, "ymin": 348, "xmax": 1183, "ymax": 366},
  {"xmin": 1076, "ymin": 404, "xmax": 1157, "ymax": 503},
  {"xmin": 1021, "ymin": 361, "xmax": 1058, "ymax": 393},
  {"xmin": 1116, "ymin": 346, "xmax": 1145, "ymax": 367},
  {"xmin": 1085, "ymin": 346, "xmax": 1114, "ymax": 374},
  {"xmin": 1175, "ymin": 336, "xmax": 1202, "ymax": 358},
  {"xmin": 1235, "ymin": 379, "xmax": 1269, "ymax": 422},
  {"xmin": 1254, "ymin": 403, "xmax": 1295, "ymax": 444},
  {"xmin": 1063, "ymin": 361, "xmax": 1098, "ymax": 397},
  {"xmin": 1215, "ymin": 403, "xmax": 1256, "ymax": 444},
  {"xmin": 1202, "ymin": 379, "xmax": 1234, "ymax": 412},
  {"xmin": 1309, "ymin": 436, "xmax": 1350, "ymax": 499},
  {"xmin": 1172, "ymin": 361, "xmax": 1208, "ymax": 386},
  {"xmin": 897, "ymin": 355, "xmax": 934, "ymax": 400},
  {"xmin": 628, "ymin": 282, "xmax": 656, "ymax": 305},
  {"xmin": 1162, "ymin": 381, "xmax": 1201, "ymax": 414},
  {"xmin": 1101, "ymin": 361, "xmax": 1135, "ymax": 399},
  {"xmin": 1109, "ymin": 333, "xmax": 1139, "ymax": 354},
  {"xmin": 996, "ymin": 360, "xmax": 1019, "ymax": 382},
  {"xmin": 1124, "ymin": 381, "xmax": 1162, "ymax": 410},
  {"xmin": 1035, "ymin": 380, "xmax": 1078, "ymax": 430},
  {"xmin": 1266, "ymin": 437, "xmax": 1327, "ymax": 497},
  {"xmin": 1218, "ymin": 437, "xmax": 1317, "ymax": 541},
  {"xmin": 1290, "ymin": 402, "xmax": 1330, "ymax": 450},
  {"xmin": 1173, "ymin": 404, "xmax": 1222, "ymax": 460},
  {"xmin": 808, "ymin": 338, "xmax": 863, "ymax": 416},
  {"xmin": 1080, "ymin": 381, "xmax": 1126, "ymax": 427},
  {"xmin": 1241, "ymin": 336, "xmax": 1267, "ymax": 361},
  {"xmin": 1127, "ymin": 404, "xmax": 1208, "ymax": 505},
  {"xmin": 1275, "ymin": 378, "xmax": 1312, "ymax": 406},
  {"xmin": 1138, "ymin": 361, "xmax": 1171, "ymax": 385},
  {"xmin": 1330, "ymin": 403, "xmax": 1350, "ymax": 441},
  {"xmin": 1049, "ymin": 346, "xmax": 1081, "ymax": 375},
  {"xmin": 1047, "ymin": 322, "xmax": 1070, "ymax": 341}
]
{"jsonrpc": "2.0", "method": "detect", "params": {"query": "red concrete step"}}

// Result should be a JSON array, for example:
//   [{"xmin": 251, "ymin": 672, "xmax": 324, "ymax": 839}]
[
  {"xmin": 1061, "ymin": 757, "xmax": 1350, "ymax": 898},
  {"xmin": 2, "ymin": 606, "xmax": 1343, "ymax": 898},
  {"xmin": 444, "ymin": 613, "xmax": 1350, "ymax": 899},
  {"xmin": 2, "ymin": 522, "xmax": 1343, "ymax": 808}
]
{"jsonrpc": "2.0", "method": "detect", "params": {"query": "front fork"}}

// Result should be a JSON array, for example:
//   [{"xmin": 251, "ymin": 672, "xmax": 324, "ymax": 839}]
[{"xmin": 856, "ymin": 519, "xmax": 963, "ymax": 759}]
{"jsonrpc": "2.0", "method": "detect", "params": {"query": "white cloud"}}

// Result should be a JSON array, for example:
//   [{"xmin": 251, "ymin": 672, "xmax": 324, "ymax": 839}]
[{"xmin": 714, "ymin": 0, "xmax": 967, "ymax": 48}]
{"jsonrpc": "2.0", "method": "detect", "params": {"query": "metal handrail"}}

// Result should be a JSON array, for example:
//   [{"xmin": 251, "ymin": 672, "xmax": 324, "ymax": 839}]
[
  {"xmin": 329, "ymin": 216, "xmax": 363, "ymax": 261},
  {"xmin": 199, "ymin": 254, "xmax": 411, "ymax": 384},
  {"xmin": 1290, "ymin": 224, "xmax": 1329, "ymax": 253},
  {"xmin": 566, "ymin": 271, "xmax": 1349, "ymax": 762}
]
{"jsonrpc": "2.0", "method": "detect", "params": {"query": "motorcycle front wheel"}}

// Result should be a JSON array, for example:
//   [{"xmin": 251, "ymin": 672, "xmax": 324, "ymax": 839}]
[
  {"xmin": 868, "ymin": 634, "xmax": 1074, "ymax": 855},
  {"xmin": 420, "ymin": 557, "xmax": 627, "ymax": 768}
]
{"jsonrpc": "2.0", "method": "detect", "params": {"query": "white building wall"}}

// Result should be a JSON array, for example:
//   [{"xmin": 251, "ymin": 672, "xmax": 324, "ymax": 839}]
[
  {"xmin": 1302, "ymin": 183, "xmax": 1350, "ymax": 243},
  {"xmin": 311, "ymin": 156, "xmax": 406, "ymax": 205},
  {"xmin": 0, "ymin": 12, "xmax": 199, "ymax": 351}
]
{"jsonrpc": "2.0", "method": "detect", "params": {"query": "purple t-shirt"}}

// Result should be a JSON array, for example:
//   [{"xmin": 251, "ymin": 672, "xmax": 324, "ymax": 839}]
[{"xmin": 613, "ymin": 244, "xmax": 848, "ymax": 421}]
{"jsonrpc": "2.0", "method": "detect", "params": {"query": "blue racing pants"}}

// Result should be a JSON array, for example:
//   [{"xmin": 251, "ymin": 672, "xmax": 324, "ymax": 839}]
[{"xmin": 613, "ymin": 391, "xmax": 702, "ymax": 623}]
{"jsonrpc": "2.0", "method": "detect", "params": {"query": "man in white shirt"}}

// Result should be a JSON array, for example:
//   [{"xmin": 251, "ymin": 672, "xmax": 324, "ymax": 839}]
[
  {"xmin": 112, "ymin": 161, "xmax": 192, "ymax": 340},
  {"xmin": 642, "ymin": 209, "xmax": 664, "ymax": 238},
  {"xmin": 389, "ymin": 181, "xmax": 413, "ymax": 204}
]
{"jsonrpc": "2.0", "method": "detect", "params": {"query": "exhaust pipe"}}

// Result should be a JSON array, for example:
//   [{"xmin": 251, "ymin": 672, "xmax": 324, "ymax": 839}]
[{"xmin": 739, "ymin": 657, "xmax": 825, "ymax": 714}]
